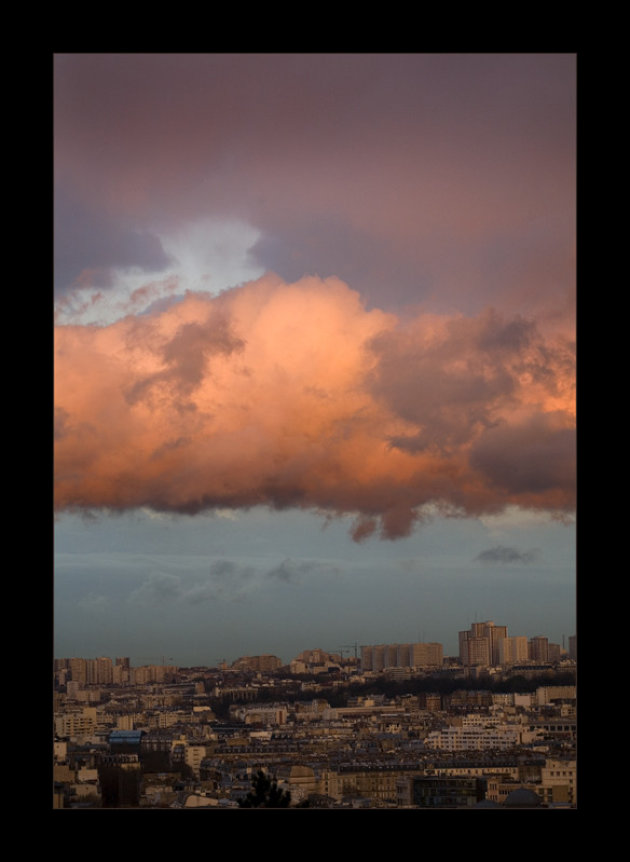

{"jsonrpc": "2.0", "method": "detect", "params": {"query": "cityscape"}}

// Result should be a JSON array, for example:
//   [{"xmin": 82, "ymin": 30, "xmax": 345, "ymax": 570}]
[
  {"xmin": 53, "ymin": 54, "xmax": 576, "ymax": 810},
  {"xmin": 53, "ymin": 619, "xmax": 577, "ymax": 808}
]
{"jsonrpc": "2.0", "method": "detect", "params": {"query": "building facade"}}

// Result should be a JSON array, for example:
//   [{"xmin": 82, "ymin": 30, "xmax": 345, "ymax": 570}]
[
  {"xmin": 360, "ymin": 641, "xmax": 443, "ymax": 672},
  {"xmin": 459, "ymin": 621, "xmax": 508, "ymax": 667}
]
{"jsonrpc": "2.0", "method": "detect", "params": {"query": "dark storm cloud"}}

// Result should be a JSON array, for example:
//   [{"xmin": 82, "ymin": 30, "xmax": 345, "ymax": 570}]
[
  {"xmin": 368, "ymin": 309, "xmax": 536, "ymax": 455},
  {"xmin": 249, "ymin": 215, "xmax": 433, "ymax": 312},
  {"xmin": 475, "ymin": 546, "xmax": 540, "ymax": 565},
  {"xmin": 54, "ymin": 190, "xmax": 172, "ymax": 295},
  {"xmin": 469, "ymin": 414, "xmax": 576, "ymax": 496},
  {"xmin": 54, "ymin": 53, "xmax": 575, "ymax": 320}
]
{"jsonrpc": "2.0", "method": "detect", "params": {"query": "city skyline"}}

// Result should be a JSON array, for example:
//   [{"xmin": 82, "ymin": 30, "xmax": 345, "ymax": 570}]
[
  {"xmin": 55, "ymin": 617, "xmax": 575, "ymax": 673},
  {"xmin": 54, "ymin": 54, "xmax": 576, "ymax": 668},
  {"xmin": 56, "ymin": 616, "xmax": 575, "ymax": 671}
]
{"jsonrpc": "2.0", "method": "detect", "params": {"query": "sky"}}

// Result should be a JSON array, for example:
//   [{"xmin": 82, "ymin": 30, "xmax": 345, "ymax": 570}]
[{"xmin": 53, "ymin": 53, "xmax": 576, "ymax": 666}]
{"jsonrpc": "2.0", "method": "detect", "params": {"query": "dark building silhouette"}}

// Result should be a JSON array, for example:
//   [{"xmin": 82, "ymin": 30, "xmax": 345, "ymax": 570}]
[
  {"xmin": 411, "ymin": 776, "xmax": 486, "ymax": 808},
  {"xmin": 97, "ymin": 753, "xmax": 142, "ymax": 808},
  {"xmin": 108, "ymin": 729, "xmax": 144, "ymax": 754}
]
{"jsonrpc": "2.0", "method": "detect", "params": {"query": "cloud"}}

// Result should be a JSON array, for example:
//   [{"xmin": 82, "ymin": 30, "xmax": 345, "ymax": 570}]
[
  {"xmin": 54, "ymin": 190, "xmax": 172, "ymax": 296},
  {"xmin": 54, "ymin": 274, "xmax": 575, "ymax": 540},
  {"xmin": 128, "ymin": 560, "xmax": 258, "ymax": 605},
  {"xmin": 266, "ymin": 557, "xmax": 340, "ymax": 583},
  {"xmin": 76, "ymin": 593, "xmax": 112, "ymax": 613},
  {"xmin": 249, "ymin": 214, "xmax": 432, "ymax": 313},
  {"xmin": 368, "ymin": 309, "xmax": 539, "ymax": 455},
  {"xmin": 129, "ymin": 572, "xmax": 183, "ymax": 605},
  {"xmin": 474, "ymin": 546, "xmax": 540, "ymax": 565},
  {"xmin": 54, "ymin": 54, "xmax": 575, "ymax": 326},
  {"xmin": 469, "ymin": 413, "xmax": 576, "ymax": 497},
  {"xmin": 54, "ymin": 213, "xmax": 265, "ymax": 328}
]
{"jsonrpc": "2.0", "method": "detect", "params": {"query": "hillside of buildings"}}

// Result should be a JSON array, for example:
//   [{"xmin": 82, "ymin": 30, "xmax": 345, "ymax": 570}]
[{"xmin": 53, "ymin": 628, "xmax": 577, "ymax": 809}]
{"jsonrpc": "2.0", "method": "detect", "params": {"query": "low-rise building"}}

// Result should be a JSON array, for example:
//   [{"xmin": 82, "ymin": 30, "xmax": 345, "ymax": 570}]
[
  {"xmin": 540, "ymin": 758, "xmax": 576, "ymax": 805},
  {"xmin": 424, "ymin": 724, "xmax": 521, "ymax": 752},
  {"xmin": 399, "ymin": 775, "xmax": 486, "ymax": 808}
]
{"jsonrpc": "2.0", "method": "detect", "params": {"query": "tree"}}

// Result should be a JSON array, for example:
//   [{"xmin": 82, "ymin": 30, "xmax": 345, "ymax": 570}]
[{"xmin": 238, "ymin": 770, "xmax": 292, "ymax": 808}]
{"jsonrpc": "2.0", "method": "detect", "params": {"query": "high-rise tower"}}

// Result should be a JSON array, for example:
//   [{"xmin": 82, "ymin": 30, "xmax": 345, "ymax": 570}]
[{"xmin": 459, "ymin": 621, "xmax": 507, "ymax": 667}]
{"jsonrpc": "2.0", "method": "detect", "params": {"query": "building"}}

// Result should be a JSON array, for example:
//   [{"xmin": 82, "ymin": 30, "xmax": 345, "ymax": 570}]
[
  {"xmin": 360, "ymin": 641, "xmax": 443, "ymax": 672},
  {"xmin": 97, "ymin": 753, "xmax": 142, "ymax": 808},
  {"xmin": 280, "ymin": 764, "xmax": 320, "ymax": 804},
  {"xmin": 539, "ymin": 758, "xmax": 576, "ymax": 806},
  {"xmin": 529, "ymin": 636, "xmax": 549, "ymax": 663},
  {"xmin": 96, "ymin": 656, "xmax": 113, "ymax": 684},
  {"xmin": 548, "ymin": 643, "xmax": 562, "ymax": 662},
  {"xmin": 486, "ymin": 777, "xmax": 541, "ymax": 804},
  {"xmin": 418, "ymin": 693, "xmax": 442, "ymax": 711},
  {"xmin": 535, "ymin": 685, "xmax": 576, "ymax": 706},
  {"xmin": 68, "ymin": 658, "xmax": 87, "ymax": 684},
  {"xmin": 54, "ymin": 707, "xmax": 97, "ymax": 739},
  {"xmin": 108, "ymin": 729, "xmax": 144, "ymax": 754},
  {"xmin": 424, "ymin": 723, "xmax": 521, "ymax": 752},
  {"xmin": 399, "ymin": 775, "xmax": 486, "ymax": 808},
  {"xmin": 112, "ymin": 663, "xmax": 130, "ymax": 685},
  {"xmin": 231, "ymin": 655, "xmax": 283, "ymax": 672},
  {"xmin": 290, "ymin": 648, "xmax": 341, "ymax": 674},
  {"xmin": 410, "ymin": 642, "xmax": 443, "ymax": 668},
  {"xmin": 459, "ymin": 621, "xmax": 507, "ymax": 667},
  {"xmin": 498, "ymin": 636, "xmax": 528, "ymax": 666},
  {"xmin": 184, "ymin": 745, "xmax": 208, "ymax": 778},
  {"xmin": 236, "ymin": 705, "xmax": 288, "ymax": 726},
  {"xmin": 131, "ymin": 664, "xmax": 177, "ymax": 684}
]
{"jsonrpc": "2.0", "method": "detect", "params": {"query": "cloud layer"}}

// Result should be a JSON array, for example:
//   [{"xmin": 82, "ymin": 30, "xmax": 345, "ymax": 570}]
[
  {"xmin": 55, "ymin": 54, "xmax": 575, "ymax": 325},
  {"xmin": 54, "ymin": 274, "xmax": 575, "ymax": 539},
  {"xmin": 474, "ymin": 546, "xmax": 540, "ymax": 565},
  {"xmin": 54, "ymin": 56, "xmax": 575, "ymax": 541}
]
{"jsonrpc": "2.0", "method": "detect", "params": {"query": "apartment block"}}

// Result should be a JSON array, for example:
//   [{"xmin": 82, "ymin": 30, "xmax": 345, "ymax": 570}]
[
  {"xmin": 498, "ymin": 636, "xmax": 528, "ymax": 666},
  {"xmin": 360, "ymin": 641, "xmax": 443, "ymax": 671},
  {"xmin": 539, "ymin": 758, "xmax": 576, "ymax": 806},
  {"xmin": 459, "ymin": 621, "xmax": 507, "ymax": 667},
  {"xmin": 529, "ymin": 636, "xmax": 549, "ymax": 663},
  {"xmin": 54, "ymin": 707, "xmax": 98, "ymax": 739}
]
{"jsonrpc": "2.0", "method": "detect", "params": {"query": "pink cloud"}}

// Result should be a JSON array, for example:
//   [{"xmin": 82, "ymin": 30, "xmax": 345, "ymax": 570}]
[{"xmin": 54, "ymin": 275, "xmax": 575, "ymax": 539}]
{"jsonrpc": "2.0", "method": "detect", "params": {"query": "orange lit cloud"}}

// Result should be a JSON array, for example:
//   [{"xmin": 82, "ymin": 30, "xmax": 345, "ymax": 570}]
[{"xmin": 54, "ymin": 275, "xmax": 575, "ymax": 539}]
